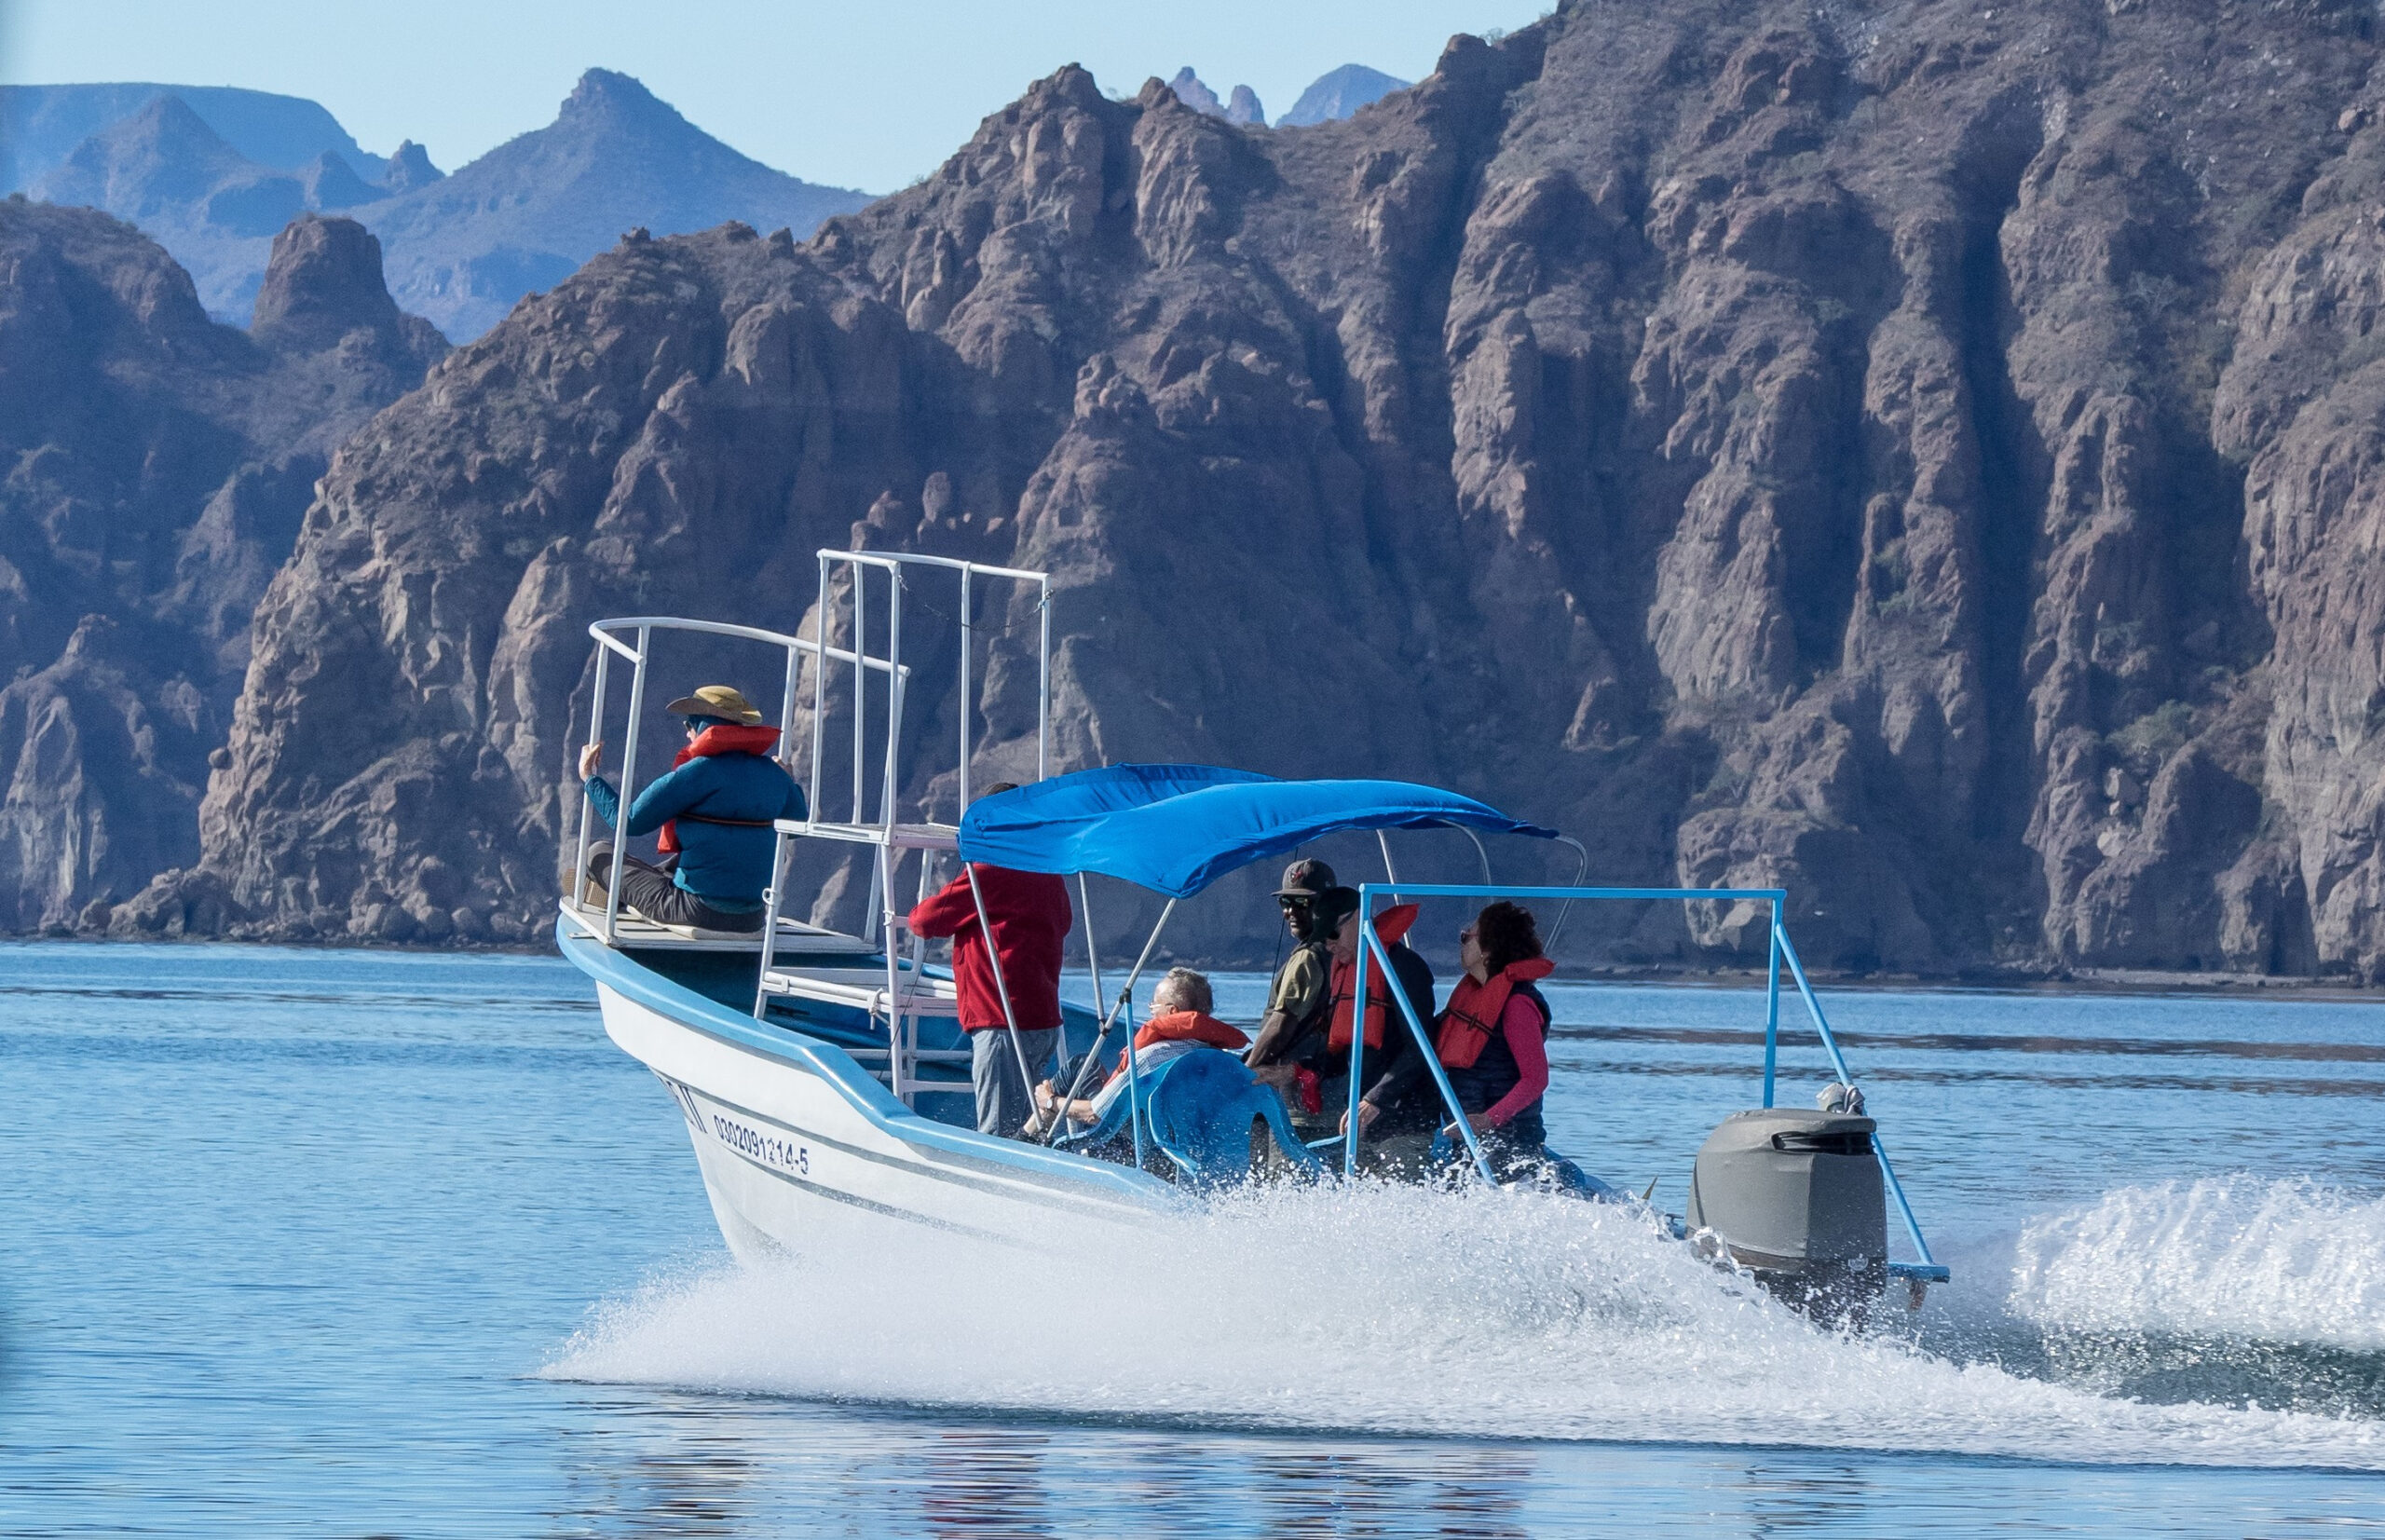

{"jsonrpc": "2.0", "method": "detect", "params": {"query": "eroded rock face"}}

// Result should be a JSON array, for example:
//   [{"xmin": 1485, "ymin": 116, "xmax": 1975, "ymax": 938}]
[
  {"xmin": 134, "ymin": 1, "xmax": 2385, "ymax": 974},
  {"xmin": 0, "ymin": 199, "xmax": 443, "ymax": 933}
]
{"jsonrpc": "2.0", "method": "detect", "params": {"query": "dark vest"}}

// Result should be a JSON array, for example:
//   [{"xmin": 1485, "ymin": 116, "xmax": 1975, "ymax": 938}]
[{"xmin": 1444, "ymin": 979, "xmax": 1550, "ymax": 1144}]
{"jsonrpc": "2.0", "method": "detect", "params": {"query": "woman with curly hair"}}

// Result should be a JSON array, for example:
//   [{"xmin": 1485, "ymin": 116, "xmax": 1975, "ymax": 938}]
[{"xmin": 1355, "ymin": 900, "xmax": 1556, "ymax": 1174}]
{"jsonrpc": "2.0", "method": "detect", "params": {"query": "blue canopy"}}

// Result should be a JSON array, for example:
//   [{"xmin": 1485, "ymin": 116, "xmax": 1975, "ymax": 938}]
[{"xmin": 957, "ymin": 763, "xmax": 1556, "ymax": 897}]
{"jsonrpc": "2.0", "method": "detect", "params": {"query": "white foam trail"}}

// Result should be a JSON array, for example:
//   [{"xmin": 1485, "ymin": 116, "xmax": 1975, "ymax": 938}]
[
  {"xmin": 2011, "ymin": 1176, "xmax": 2385, "ymax": 1353},
  {"xmin": 547, "ymin": 1183, "xmax": 2381, "ymax": 1468}
]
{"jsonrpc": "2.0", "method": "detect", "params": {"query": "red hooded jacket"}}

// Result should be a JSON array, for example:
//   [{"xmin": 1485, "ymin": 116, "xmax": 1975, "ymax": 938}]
[{"xmin": 907, "ymin": 864, "xmax": 1073, "ymax": 1032}]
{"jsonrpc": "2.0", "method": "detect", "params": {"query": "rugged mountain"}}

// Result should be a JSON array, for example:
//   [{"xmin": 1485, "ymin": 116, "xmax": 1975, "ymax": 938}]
[
  {"xmin": 82, "ymin": 0, "xmax": 2385, "ymax": 980},
  {"xmin": 1166, "ymin": 70, "xmax": 1265, "ymax": 127},
  {"xmin": 1276, "ymin": 63, "xmax": 1411, "ymax": 127},
  {"xmin": 1, "ymin": 82, "xmax": 385, "ymax": 193},
  {"xmin": 33, "ymin": 96, "xmax": 419, "ymax": 318},
  {"xmin": 379, "ymin": 141, "xmax": 444, "ymax": 195},
  {"xmin": 357, "ymin": 70, "xmax": 873, "ymax": 340},
  {"xmin": 25, "ymin": 71, "xmax": 870, "ymax": 335},
  {"xmin": 0, "ymin": 201, "xmax": 443, "ymax": 933}
]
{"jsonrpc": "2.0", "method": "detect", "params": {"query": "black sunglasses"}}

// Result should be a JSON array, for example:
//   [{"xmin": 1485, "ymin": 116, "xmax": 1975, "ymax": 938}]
[{"xmin": 1277, "ymin": 894, "xmax": 1314, "ymax": 909}]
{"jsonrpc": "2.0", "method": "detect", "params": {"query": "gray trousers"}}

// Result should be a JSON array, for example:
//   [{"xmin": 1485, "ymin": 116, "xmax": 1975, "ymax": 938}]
[
  {"xmin": 583, "ymin": 843, "xmax": 763, "ymax": 932},
  {"xmin": 971, "ymin": 1026, "xmax": 1059, "ymax": 1138}
]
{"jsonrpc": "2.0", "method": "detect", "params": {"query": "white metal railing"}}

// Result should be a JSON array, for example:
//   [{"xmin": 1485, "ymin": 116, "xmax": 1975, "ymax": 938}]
[
  {"xmin": 569, "ymin": 552, "xmax": 1059, "ymax": 1112},
  {"xmin": 571, "ymin": 615, "xmax": 907, "ymax": 947},
  {"xmin": 757, "ymin": 550, "xmax": 1056, "ymax": 1106},
  {"xmin": 806, "ymin": 550, "xmax": 1052, "ymax": 827}
]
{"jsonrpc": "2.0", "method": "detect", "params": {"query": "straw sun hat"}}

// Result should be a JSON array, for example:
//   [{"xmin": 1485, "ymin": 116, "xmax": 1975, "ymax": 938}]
[{"xmin": 663, "ymin": 685, "xmax": 765, "ymax": 726}]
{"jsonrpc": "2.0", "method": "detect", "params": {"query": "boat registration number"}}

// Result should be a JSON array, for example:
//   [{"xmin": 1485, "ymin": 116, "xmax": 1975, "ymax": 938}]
[
  {"xmin": 708, "ymin": 1110, "xmax": 811, "ymax": 1176},
  {"xmin": 663, "ymin": 1078, "xmax": 813, "ymax": 1178}
]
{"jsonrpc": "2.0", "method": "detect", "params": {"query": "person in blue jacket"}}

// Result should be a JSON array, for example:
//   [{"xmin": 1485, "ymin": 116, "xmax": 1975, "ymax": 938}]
[{"xmin": 577, "ymin": 684, "xmax": 806, "ymax": 932}]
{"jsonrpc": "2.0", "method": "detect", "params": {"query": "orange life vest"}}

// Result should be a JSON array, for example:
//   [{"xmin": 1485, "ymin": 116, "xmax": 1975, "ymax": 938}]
[
  {"xmin": 1116, "ymin": 1010, "xmax": 1247, "ymax": 1073},
  {"xmin": 1327, "ymin": 904, "xmax": 1420, "ymax": 1052},
  {"xmin": 1435, "ymin": 957, "xmax": 1555, "ymax": 1069}
]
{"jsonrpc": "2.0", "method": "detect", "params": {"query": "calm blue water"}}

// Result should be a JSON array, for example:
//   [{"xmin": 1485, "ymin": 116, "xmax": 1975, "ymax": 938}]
[{"xmin": 3, "ymin": 942, "xmax": 2382, "ymax": 1536}]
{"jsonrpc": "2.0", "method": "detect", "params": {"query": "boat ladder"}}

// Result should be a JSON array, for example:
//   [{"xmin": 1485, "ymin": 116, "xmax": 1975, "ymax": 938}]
[
  {"xmin": 747, "ymin": 549, "xmax": 1053, "ymax": 1110},
  {"xmin": 753, "ymin": 817, "xmax": 973, "ymax": 1104}
]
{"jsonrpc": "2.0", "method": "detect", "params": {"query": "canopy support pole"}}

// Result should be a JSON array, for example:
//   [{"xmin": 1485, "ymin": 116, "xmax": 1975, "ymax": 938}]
[
  {"xmin": 1124, "ymin": 1006, "xmax": 1148, "ymax": 1172},
  {"xmin": 1343, "ymin": 916, "xmax": 1373, "ymax": 1177},
  {"xmin": 1043, "ymin": 896, "xmax": 1175, "ymax": 1148},
  {"xmin": 1076, "ymin": 872, "xmax": 1104, "ymax": 1051},
  {"xmin": 1462, "ymin": 828, "xmax": 1493, "ymax": 885},
  {"xmin": 1763, "ymin": 900, "xmax": 1781, "ymax": 1109},
  {"xmin": 1361, "ymin": 921, "xmax": 1496, "ymax": 1186},
  {"xmin": 1542, "ymin": 835, "xmax": 1592, "ymax": 951},
  {"xmin": 963, "ymin": 862, "xmax": 1038, "ymax": 1127}
]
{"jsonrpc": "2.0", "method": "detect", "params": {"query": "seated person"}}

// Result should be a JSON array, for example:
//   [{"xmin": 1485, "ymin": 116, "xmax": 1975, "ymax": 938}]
[
  {"xmin": 1032, "ymin": 967, "xmax": 1246, "ymax": 1133},
  {"xmin": 1244, "ymin": 859, "xmax": 1340, "ymax": 1090},
  {"xmin": 1355, "ymin": 900, "xmax": 1555, "ymax": 1177},
  {"xmin": 577, "ymin": 685, "xmax": 807, "ymax": 932},
  {"xmin": 1252, "ymin": 887, "xmax": 1434, "ymax": 1135}
]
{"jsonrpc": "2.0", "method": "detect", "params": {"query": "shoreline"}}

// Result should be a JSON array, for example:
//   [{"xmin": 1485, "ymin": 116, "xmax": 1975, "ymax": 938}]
[{"xmin": 8, "ymin": 931, "xmax": 2381, "ymax": 1000}]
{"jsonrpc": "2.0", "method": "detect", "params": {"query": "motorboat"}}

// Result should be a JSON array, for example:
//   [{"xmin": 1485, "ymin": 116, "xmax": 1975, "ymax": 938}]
[{"xmin": 556, "ymin": 550, "xmax": 1950, "ymax": 1310}]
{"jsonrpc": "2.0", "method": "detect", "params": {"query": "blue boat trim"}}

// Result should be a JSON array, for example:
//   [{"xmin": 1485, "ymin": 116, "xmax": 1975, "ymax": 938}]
[{"xmin": 559, "ymin": 919, "xmax": 1172, "ymax": 1207}]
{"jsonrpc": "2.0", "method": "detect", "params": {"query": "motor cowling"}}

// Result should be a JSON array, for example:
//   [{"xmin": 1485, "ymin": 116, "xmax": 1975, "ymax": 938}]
[{"xmin": 1686, "ymin": 1109, "xmax": 1886, "ymax": 1313}]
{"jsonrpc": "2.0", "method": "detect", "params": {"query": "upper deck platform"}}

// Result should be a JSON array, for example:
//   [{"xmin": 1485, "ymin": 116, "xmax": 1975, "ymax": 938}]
[{"xmin": 556, "ymin": 896, "xmax": 877, "ymax": 956}]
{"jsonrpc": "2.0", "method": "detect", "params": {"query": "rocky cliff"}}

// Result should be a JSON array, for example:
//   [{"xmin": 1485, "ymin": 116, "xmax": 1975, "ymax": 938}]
[
  {"xmin": 0, "ymin": 200, "xmax": 443, "ymax": 933},
  {"xmin": 95, "ymin": 0, "xmax": 2385, "ymax": 977}
]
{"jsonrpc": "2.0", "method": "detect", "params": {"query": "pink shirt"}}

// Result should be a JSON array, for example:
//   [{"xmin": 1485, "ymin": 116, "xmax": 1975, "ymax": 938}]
[{"xmin": 1484, "ymin": 994, "xmax": 1549, "ymax": 1126}]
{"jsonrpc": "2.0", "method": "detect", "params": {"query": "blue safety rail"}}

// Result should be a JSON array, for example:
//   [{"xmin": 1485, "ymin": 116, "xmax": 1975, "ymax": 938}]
[{"xmin": 1348, "ymin": 882, "xmax": 1946, "ymax": 1283}]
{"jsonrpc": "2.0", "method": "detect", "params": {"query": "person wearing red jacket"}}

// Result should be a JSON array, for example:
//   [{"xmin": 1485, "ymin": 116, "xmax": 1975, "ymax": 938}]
[{"xmin": 907, "ymin": 785, "xmax": 1074, "ymax": 1138}]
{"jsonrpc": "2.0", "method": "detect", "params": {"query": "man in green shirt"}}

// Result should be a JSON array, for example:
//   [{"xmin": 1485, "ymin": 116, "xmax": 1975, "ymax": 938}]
[{"xmin": 1246, "ymin": 859, "xmax": 1350, "ymax": 1085}]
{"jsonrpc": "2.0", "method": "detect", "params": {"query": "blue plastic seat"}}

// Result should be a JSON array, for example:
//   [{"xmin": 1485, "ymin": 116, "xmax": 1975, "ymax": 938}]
[{"xmin": 1059, "ymin": 1047, "xmax": 1320, "ymax": 1188}]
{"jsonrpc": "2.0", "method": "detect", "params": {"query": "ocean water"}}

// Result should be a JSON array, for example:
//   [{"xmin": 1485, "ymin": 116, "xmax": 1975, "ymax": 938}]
[{"xmin": 3, "ymin": 944, "xmax": 2382, "ymax": 1536}]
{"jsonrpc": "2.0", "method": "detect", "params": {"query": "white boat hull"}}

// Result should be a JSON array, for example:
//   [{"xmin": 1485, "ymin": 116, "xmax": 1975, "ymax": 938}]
[{"xmin": 575, "ymin": 936, "xmax": 1169, "ymax": 1261}]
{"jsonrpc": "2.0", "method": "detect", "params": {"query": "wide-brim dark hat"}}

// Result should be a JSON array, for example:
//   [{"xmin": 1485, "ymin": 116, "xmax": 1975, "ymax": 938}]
[{"xmin": 663, "ymin": 685, "xmax": 765, "ymax": 726}]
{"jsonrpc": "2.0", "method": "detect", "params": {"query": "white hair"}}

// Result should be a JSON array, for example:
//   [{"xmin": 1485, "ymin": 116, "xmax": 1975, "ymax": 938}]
[{"xmin": 1152, "ymin": 966, "xmax": 1213, "ymax": 1016}]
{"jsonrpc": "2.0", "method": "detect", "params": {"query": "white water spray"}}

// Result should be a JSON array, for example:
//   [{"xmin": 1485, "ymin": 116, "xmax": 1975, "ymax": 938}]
[
  {"xmin": 2011, "ymin": 1176, "xmax": 2385, "ymax": 1352},
  {"xmin": 548, "ymin": 1182, "xmax": 2382, "ymax": 1468}
]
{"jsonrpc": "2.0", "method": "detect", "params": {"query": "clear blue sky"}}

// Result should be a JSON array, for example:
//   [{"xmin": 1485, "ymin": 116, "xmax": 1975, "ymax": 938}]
[{"xmin": 2, "ymin": 0, "xmax": 1553, "ymax": 193}]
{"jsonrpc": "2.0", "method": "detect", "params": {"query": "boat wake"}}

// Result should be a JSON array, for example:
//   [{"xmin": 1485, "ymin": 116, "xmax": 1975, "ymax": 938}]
[
  {"xmin": 2011, "ymin": 1176, "xmax": 2385, "ymax": 1352},
  {"xmin": 1988, "ymin": 1177, "xmax": 2385, "ymax": 1420},
  {"xmin": 546, "ymin": 1181, "xmax": 2383, "ymax": 1468}
]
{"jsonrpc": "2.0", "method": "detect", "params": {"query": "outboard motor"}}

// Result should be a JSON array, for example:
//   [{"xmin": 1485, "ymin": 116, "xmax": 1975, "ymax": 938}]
[{"xmin": 1686, "ymin": 1107, "xmax": 1885, "ymax": 1317}]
